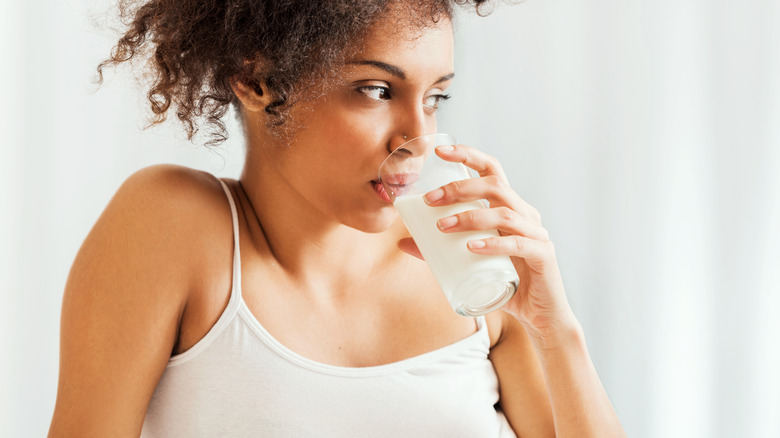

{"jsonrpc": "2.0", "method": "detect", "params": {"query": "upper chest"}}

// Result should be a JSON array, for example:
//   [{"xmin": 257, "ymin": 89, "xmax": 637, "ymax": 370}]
[
  {"xmin": 175, "ymin": 183, "xmax": 484, "ymax": 365},
  {"xmin": 237, "ymin": 247, "xmax": 480, "ymax": 367}
]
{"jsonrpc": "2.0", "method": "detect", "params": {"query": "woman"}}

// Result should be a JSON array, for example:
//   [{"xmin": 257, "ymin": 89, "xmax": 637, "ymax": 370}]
[{"xmin": 49, "ymin": 0, "xmax": 625, "ymax": 436}]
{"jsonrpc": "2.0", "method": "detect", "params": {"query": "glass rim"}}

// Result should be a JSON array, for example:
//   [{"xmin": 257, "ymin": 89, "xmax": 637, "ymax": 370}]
[{"xmin": 377, "ymin": 132, "xmax": 457, "ymax": 181}]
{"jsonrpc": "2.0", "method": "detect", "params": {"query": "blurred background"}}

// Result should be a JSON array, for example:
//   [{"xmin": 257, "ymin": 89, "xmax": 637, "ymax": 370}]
[{"xmin": 1, "ymin": 0, "xmax": 778, "ymax": 436}]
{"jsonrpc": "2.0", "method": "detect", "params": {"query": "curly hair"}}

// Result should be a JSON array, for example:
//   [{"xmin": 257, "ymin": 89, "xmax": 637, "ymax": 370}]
[{"xmin": 97, "ymin": 0, "xmax": 493, "ymax": 146}]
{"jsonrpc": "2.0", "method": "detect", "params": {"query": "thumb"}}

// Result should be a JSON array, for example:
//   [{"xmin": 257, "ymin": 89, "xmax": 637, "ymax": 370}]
[{"xmin": 397, "ymin": 237, "xmax": 424, "ymax": 260}]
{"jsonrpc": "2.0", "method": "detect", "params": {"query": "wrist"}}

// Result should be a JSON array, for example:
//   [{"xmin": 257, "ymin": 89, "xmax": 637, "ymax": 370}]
[
  {"xmin": 533, "ymin": 321, "xmax": 585, "ymax": 352},
  {"xmin": 520, "ymin": 311, "xmax": 584, "ymax": 351}
]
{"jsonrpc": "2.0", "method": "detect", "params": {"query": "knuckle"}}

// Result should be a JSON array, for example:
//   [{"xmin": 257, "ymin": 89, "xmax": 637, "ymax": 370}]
[
  {"xmin": 498, "ymin": 206, "xmax": 515, "ymax": 223},
  {"xmin": 512, "ymin": 237, "xmax": 525, "ymax": 253},
  {"xmin": 461, "ymin": 209, "xmax": 477, "ymax": 224},
  {"xmin": 486, "ymin": 174, "xmax": 503, "ymax": 189},
  {"xmin": 448, "ymin": 179, "xmax": 466, "ymax": 196},
  {"xmin": 529, "ymin": 206, "xmax": 542, "ymax": 222},
  {"xmin": 486, "ymin": 155, "xmax": 500, "ymax": 171},
  {"xmin": 492, "ymin": 176, "xmax": 512, "ymax": 199}
]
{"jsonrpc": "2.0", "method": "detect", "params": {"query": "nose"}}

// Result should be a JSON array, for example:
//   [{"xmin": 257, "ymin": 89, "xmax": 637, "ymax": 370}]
[{"xmin": 386, "ymin": 101, "xmax": 437, "ymax": 153}]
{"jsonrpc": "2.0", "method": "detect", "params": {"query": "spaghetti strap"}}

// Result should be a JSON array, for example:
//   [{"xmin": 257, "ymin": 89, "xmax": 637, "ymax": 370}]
[
  {"xmin": 216, "ymin": 178, "xmax": 242, "ymax": 301},
  {"xmin": 476, "ymin": 315, "xmax": 490, "ymax": 348},
  {"xmin": 164, "ymin": 177, "xmax": 244, "ymax": 366},
  {"xmin": 147, "ymin": 179, "xmax": 506, "ymax": 436}
]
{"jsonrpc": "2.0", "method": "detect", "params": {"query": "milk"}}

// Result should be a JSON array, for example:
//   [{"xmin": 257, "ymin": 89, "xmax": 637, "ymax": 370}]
[{"xmin": 394, "ymin": 193, "xmax": 518, "ymax": 315}]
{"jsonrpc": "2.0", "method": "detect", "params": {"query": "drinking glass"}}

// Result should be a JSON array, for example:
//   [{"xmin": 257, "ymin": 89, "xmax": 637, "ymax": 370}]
[{"xmin": 379, "ymin": 133, "xmax": 518, "ymax": 316}]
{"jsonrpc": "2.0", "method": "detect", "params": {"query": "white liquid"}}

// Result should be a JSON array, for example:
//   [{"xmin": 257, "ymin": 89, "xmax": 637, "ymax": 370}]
[{"xmin": 394, "ymin": 194, "xmax": 518, "ymax": 313}]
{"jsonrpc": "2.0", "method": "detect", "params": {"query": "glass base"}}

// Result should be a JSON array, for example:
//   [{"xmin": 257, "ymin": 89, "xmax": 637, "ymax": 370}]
[{"xmin": 453, "ymin": 271, "xmax": 519, "ymax": 317}]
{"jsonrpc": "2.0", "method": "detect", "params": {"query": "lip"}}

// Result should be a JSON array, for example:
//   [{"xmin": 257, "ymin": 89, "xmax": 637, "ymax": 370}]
[
  {"xmin": 371, "ymin": 180, "xmax": 393, "ymax": 203},
  {"xmin": 371, "ymin": 180, "xmax": 413, "ymax": 201},
  {"xmin": 376, "ymin": 172, "xmax": 417, "ymax": 200},
  {"xmin": 380, "ymin": 172, "xmax": 419, "ymax": 185}
]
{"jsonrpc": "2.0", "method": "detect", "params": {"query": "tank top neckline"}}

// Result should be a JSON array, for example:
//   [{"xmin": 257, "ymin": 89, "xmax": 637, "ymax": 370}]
[
  {"xmin": 167, "ymin": 177, "xmax": 489, "ymax": 377},
  {"xmin": 236, "ymin": 301, "xmax": 488, "ymax": 377}
]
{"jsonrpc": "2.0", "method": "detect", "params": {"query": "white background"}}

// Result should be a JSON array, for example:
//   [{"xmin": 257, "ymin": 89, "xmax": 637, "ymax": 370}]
[{"xmin": 2, "ymin": 1, "xmax": 779, "ymax": 437}]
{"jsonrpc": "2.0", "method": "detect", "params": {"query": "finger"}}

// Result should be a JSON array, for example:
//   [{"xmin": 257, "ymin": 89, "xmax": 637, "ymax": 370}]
[
  {"xmin": 424, "ymin": 174, "xmax": 520, "ymax": 211},
  {"xmin": 424, "ymin": 178, "xmax": 541, "ymax": 226},
  {"xmin": 429, "ymin": 143, "xmax": 543, "ymax": 224},
  {"xmin": 434, "ymin": 143, "xmax": 508, "ymax": 181},
  {"xmin": 397, "ymin": 237, "xmax": 424, "ymax": 260},
  {"xmin": 467, "ymin": 236, "xmax": 555, "ymax": 271},
  {"xmin": 436, "ymin": 207, "xmax": 550, "ymax": 241}
]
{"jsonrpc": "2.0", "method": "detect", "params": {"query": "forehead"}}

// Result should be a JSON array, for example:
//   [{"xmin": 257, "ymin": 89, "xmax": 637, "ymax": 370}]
[{"xmin": 352, "ymin": 16, "xmax": 454, "ymax": 71}]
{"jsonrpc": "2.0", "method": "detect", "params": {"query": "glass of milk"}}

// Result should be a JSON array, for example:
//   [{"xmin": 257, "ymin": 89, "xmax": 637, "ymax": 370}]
[{"xmin": 378, "ymin": 133, "xmax": 519, "ymax": 316}]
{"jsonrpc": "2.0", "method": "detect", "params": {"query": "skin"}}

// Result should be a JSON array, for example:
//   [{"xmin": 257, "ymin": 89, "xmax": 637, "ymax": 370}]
[{"xmin": 49, "ymin": 10, "xmax": 625, "ymax": 438}]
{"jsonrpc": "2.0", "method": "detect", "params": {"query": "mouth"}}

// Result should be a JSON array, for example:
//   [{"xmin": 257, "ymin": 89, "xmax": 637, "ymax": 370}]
[{"xmin": 374, "ymin": 172, "xmax": 418, "ymax": 200}]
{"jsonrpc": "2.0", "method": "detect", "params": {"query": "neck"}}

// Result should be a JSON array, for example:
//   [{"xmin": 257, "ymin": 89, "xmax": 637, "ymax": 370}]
[{"xmin": 239, "ymin": 147, "xmax": 405, "ymax": 293}]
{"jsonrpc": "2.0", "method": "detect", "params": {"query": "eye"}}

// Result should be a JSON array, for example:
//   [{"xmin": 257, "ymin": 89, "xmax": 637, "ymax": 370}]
[
  {"xmin": 358, "ymin": 85, "xmax": 391, "ymax": 101},
  {"xmin": 423, "ymin": 93, "xmax": 452, "ymax": 111}
]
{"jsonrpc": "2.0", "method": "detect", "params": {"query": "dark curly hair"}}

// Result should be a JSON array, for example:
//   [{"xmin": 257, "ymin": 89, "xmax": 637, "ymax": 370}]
[{"xmin": 96, "ymin": 0, "xmax": 493, "ymax": 146}]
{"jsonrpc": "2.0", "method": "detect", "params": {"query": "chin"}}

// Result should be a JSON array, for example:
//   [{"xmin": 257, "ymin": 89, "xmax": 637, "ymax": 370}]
[{"xmin": 343, "ymin": 206, "xmax": 399, "ymax": 234}]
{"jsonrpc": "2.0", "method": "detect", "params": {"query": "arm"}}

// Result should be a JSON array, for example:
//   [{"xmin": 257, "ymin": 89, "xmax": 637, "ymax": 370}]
[
  {"xmin": 486, "ymin": 312, "xmax": 554, "ymax": 437},
  {"xmin": 489, "ymin": 285, "xmax": 623, "ymax": 438},
  {"xmin": 48, "ymin": 165, "xmax": 212, "ymax": 437},
  {"xmin": 420, "ymin": 144, "xmax": 626, "ymax": 437},
  {"xmin": 525, "ymin": 319, "xmax": 624, "ymax": 437}
]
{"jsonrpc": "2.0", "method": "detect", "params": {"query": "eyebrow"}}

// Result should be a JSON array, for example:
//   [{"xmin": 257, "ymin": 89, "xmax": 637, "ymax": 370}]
[{"xmin": 347, "ymin": 60, "xmax": 455, "ymax": 84}]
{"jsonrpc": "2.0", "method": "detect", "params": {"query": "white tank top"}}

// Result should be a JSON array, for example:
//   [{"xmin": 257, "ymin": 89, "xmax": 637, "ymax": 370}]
[{"xmin": 140, "ymin": 179, "xmax": 516, "ymax": 437}]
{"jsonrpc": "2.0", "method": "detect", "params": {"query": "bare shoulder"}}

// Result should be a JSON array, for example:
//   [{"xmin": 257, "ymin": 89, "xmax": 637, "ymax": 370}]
[
  {"xmin": 114, "ymin": 163, "xmax": 227, "ymax": 216},
  {"xmin": 85, "ymin": 164, "xmax": 232, "ymax": 289},
  {"xmin": 110, "ymin": 163, "xmax": 229, "ymax": 244},
  {"xmin": 49, "ymin": 164, "xmax": 232, "ymax": 437}
]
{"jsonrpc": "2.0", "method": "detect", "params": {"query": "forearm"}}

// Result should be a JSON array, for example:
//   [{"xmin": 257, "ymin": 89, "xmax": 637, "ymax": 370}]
[{"xmin": 531, "ymin": 322, "xmax": 626, "ymax": 438}]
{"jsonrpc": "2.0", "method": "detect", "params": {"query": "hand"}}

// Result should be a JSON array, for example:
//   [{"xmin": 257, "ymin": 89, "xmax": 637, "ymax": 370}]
[{"xmin": 397, "ymin": 144, "xmax": 577, "ymax": 341}]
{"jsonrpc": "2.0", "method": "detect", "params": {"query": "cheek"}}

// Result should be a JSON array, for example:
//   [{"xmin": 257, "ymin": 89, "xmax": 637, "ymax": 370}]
[
  {"xmin": 331, "ymin": 111, "xmax": 390, "ymax": 148},
  {"xmin": 285, "ymin": 97, "xmax": 393, "ymax": 188},
  {"xmin": 312, "ymin": 95, "xmax": 392, "ymax": 144}
]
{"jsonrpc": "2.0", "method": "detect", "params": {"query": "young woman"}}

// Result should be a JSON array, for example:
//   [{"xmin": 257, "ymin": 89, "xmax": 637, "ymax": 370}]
[{"xmin": 49, "ymin": 0, "xmax": 625, "ymax": 436}]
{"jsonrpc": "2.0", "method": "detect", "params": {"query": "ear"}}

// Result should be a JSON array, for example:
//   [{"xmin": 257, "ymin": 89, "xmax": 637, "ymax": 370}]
[{"xmin": 230, "ymin": 77, "xmax": 272, "ymax": 113}]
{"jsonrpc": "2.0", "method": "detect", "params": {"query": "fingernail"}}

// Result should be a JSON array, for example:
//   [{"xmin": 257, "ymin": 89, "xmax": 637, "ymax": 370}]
[
  {"xmin": 436, "ymin": 145, "xmax": 455, "ymax": 152},
  {"xmin": 468, "ymin": 240, "xmax": 486, "ymax": 249},
  {"xmin": 437, "ymin": 216, "xmax": 458, "ymax": 230},
  {"xmin": 424, "ymin": 188, "xmax": 444, "ymax": 204}
]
